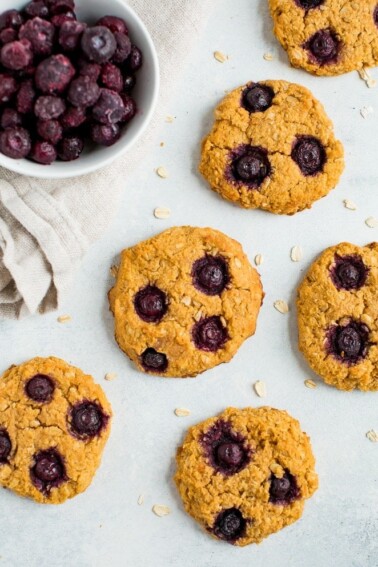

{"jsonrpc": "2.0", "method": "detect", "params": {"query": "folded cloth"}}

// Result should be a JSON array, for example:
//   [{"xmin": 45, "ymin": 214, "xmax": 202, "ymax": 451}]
[{"xmin": 0, "ymin": 0, "xmax": 212, "ymax": 318}]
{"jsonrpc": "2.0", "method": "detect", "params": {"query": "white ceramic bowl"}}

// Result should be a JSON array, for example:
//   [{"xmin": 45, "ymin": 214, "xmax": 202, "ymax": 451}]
[{"xmin": 0, "ymin": 0, "xmax": 159, "ymax": 179}]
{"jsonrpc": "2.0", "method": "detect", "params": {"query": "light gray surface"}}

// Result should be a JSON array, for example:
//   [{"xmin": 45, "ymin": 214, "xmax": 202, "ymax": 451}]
[{"xmin": 0, "ymin": 1, "xmax": 377, "ymax": 566}]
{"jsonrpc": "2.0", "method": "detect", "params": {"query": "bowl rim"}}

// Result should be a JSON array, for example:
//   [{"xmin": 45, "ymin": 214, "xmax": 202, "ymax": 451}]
[{"xmin": 0, "ymin": 0, "xmax": 160, "ymax": 180}]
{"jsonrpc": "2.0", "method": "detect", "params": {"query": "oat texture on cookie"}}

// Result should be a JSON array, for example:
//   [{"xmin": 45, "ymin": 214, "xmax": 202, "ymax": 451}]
[
  {"xmin": 297, "ymin": 242, "xmax": 378, "ymax": 391},
  {"xmin": 199, "ymin": 80, "xmax": 344, "ymax": 215},
  {"xmin": 269, "ymin": 0, "xmax": 378, "ymax": 76},
  {"xmin": 0, "ymin": 357, "xmax": 112, "ymax": 504},
  {"xmin": 109, "ymin": 226, "xmax": 263, "ymax": 378},
  {"xmin": 174, "ymin": 407, "xmax": 318, "ymax": 546}
]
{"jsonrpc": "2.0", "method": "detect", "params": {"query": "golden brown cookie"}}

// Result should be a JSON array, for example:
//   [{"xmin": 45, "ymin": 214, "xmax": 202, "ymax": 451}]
[
  {"xmin": 109, "ymin": 226, "xmax": 263, "ymax": 378},
  {"xmin": 0, "ymin": 357, "xmax": 112, "ymax": 504},
  {"xmin": 174, "ymin": 407, "xmax": 318, "ymax": 546},
  {"xmin": 297, "ymin": 242, "xmax": 378, "ymax": 391},
  {"xmin": 199, "ymin": 80, "xmax": 344, "ymax": 215},
  {"xmin": 269, "ymin": 0, "xmax": 378, "ymax": 76}
]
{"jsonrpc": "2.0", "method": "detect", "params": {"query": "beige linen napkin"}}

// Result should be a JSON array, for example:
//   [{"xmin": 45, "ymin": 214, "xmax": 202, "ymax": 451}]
[{"xmin": 0, "ymin": 0, "xmax": 213, "ymax": 318}]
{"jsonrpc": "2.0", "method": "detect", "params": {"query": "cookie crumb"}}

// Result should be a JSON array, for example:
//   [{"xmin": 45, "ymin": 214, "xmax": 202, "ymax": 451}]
[
  {"xmin": 156, "ymin": 166, "xmax": 168, "ymax": 178},
  {"xmin": 105, "ymin": 372, "xmax": 117, "ymax": 381},
  {"xmin": 366, "ymin": 430, "xmax": 378, "ymax": 443},
  {"xmin": 165, "ymin": 115, "xmax": 175, "ymax": 123},
  {"xmin": 365, "ymin": 217, "xmax": 378, "ymax": 228},
  {"xmin": 274, "ymin": 300, "xmax": 289, "ymax": 314},
  {"xmin": 214, "ymin": 50, "xmax": 228, "ymax": 63},
  {"xmin": 343, "ymin": 199, "xmax": 357, "ymax": 210},
  {"xmin": 263, "ymin": 52, "xmax": 274, "ymax": 61},
  {"xmin": 360, "ymin": 105, "xmax": 374, "ymax": 119},
  {"xmin": 160, "ymin": 142, "xmax": 165, "ymax": 147},
  {"xmin": 254, "ymin": 380, "xmax": 267, "ymax": 398},
  {"xmin": 152, "ymin": 504, "xmax": 171, "ymax": 517},
  {"xmin": 137, "ymin": 494, "xmax": 144, "ymax": 505},
  {"xmin": 290, "ymin": 246, "xmax": 303, "ymax": 262},
  {"xmin": 304, "ymin": 379, "xmax": 317, "ymax": 389},
  {"xmin": 255, "ymin": 254, "xmax": 263, "ymax": 266},
  {"xmin": 154, "ymin": 207, "xmax": 171, "ymax": 219},
  {"xmin": 174, "ymin": 408, "xmax": 191, "ymax": 417},
  {"xmin": 57, "ymin": 315, "xmax": 71, "ymax": 323}
]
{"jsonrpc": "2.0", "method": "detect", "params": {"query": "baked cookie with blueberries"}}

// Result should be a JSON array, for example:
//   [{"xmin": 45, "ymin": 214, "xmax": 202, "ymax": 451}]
[
  {"xmin": 199, "ymin": 80, "xmax": 344, "ymax": 215},
  {"xmin": 298, "ymin": 242, "xmax": 378, "ymax": 391},
  {"xmin": 269, "ymin": 0, "xmax": 378, "ymax": 76},
  {"xmin": 109, "ymin": 226, "xmax": 263, "ymax": 378},
  {"xmin": 174, "ymin": 407, "xmax": 318, "ymax": 546},
  {"xmin": 0, "ymin": 357, "xmax": 111, "ymax": 504}
]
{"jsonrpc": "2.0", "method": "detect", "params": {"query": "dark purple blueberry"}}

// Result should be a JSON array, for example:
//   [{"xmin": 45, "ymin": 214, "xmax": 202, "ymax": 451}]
[
  {"xmin": 269, "ymin": 471, "xmax": 300, "ymax": 505},
  {"xmin": 374, "ymin": 5, "xmax": 378, "ymax": 27},
  {"xmin": 25, "ymin": 374, "xmax": 55, "ymax": 402},
  {"xmin": 327, "ymin": 320, "xmax": 370, "ymax": 364},
  {"xmin": 213, "ymin": 508, "xmax": 246, "ymax": 543},
  {"xmin": 127, "ymin": 44, "xmax": 143, "ymax": 72},
  {"xmin": 1, "ymin": 39, "xmax": 32, "ymax": 70},
  {"xmin": 16, "ymin": 79, "xmax": 36, "ymax": 113},
  {"xmin": 112, "ymin": 32, "xmax": 131, "ymax": 64},
  {"xmin": 134, "ymin": 285, "xmax": 168, "ymax": 323},
  {"xmin": 96, "ymin": 15, "xmax": 128, "ymax": 35},
  {"xmin": 0, "ymin": 74, "xmax": 18, "ymax": 104},
  {"xmin": 30, "ymin": 448, "xmax": 67, "ymax": 493},
  {"xmin": 35, "ymin": 54, "xmax": 75, "ymax": 94},
  {"xmin": 19, "ymin": 17, "xmax": 55, "ymax": 56},
  {"xmin": 192, "ymin": 255, "xmax": 229, "ymax": 296},
  {"xmin": 46, "ymin": 0, "xmax": 74, "ymax": 15},
  {"xmin": 330, "ymin": 254, "xmax": 368, "ymax": 291},
  {"xmin": 92, "ymin": 89, "xmax": 126, "ymax": 124},
  {"xmin": 60, "ymin": 105, "xmax": 86, "ymax": 129},
  {"xmin": 101, "ymin": 63, "xmax": 123, "ymax": 92},
  {"xmin": 0, "ymin": 127, "xmax": 31, "ymax": 159},
  {"xmin": 51, "ymin": 12, "xmax": 75, "ymax": 27},
  {"xmin": 242, "ymin": 83, "xmax": 274, "ymax": 113},
  {"xmin": 0, "ymin": 10, "xmax": 24, "ymax": 31},
  {"xmin": 1, "ymin": 108, "xmax": 22, "ymax": 129},
  {"xmin": 120, "ymin": 94, "xmax": 137, "ymax": 122},
  {"xmin": 296, "ymin": 0, "xmax": 325, "ymax": 8},
  {"xmin": 79, "ymin": 61, "xmax": 101, "ymax": 82},
  {"xmin": 58, "ymin": 20, "xmax": 86, "ymax": 51},
  {"xmin": 81, "ymin": 26, "xmax": 117, "ymax": 64},
  {"xmin": 306, "ymin": 29, "xmax": 340, "ymax": 64},
  {"xmin": 0, "ymin": 28, "xmax": 17, "ymax": 45},
  {"xmin": 141, "ymin": 348, "xmax": 168, "ymax": 373},
  {"xmin": 90, "ymin": 122, "xmax": 120, "ymax": 146},
  {"xmin": 192, "ymin": 316, "xmax": 228, "ymax": 352},
  {"xmin": 57, "ymin": 135, "xmax": 84, "ymax": 161},
  {"xmin": 291, "ymin": 136, "xmax": 326, "ymax": 176},
  {"xmin": 37, "ymin": 119, "xmax": 63, "ymax": 144},
  {"xmin": 230, "ymin": 145, "xmax": 271, "ymax": 187},
  {"xmin": 201, "ymin": 420, "xmax": 251, "ymax": 475},
  {"xmin": 0, "ymin": 428, "xmax": 11, "ymax": 463},
  {"xmin": 35, "ymin": 95, "xmax": 66, "ymax": 120},
  {"xmin": 123, "ymin": 74, "xmax": 136, "ymax": 92},
  {"xmin": 24, "ymin": 1, "xmax": 49, "ymax": 19},
  {"xmin": 70, "ymin": 401, "xmax": 107, "ymax": 439},
  {"xmin": 68, "ymin": 76, "xmax": 100, "ymax": 108},
  {"xmin": 30, "ymin": 140, "xmax": 57, "ymax": 164}
]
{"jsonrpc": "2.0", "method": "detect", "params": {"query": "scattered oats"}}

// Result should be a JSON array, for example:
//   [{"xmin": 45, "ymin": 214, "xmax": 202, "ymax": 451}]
[
  {"xmin": 234, "ymin": 258, "xmax": 242, "ymax": 268},
  {"xmin": 274, "ymin": 300, "xmax": 289, "ymax": 314},
  {"xmin": 343, "ymin": 199, "xmax": 357, "ymax": 211},
  {"xmin": 304, "ymin": 379, "xmax": 317, "ymax": 389},
  {"xmin": 365, "ymin": 217, "xmax": 378, "ymax": 228},
  {"xmin": 174, "ymin": 408, "xmax": 191, "ymax": 417},
  {"xmin": 110, "ymin": 265, "xmax": 119, "ymax": 278},
  {"xmin": 194, "ymin": 309, "xmax": 203, "ymax": 322},
  {"xmin": 105, "ymin": 372, "xmax": 117, "ymax": 381},
  {"xmin": 152, "ymin": 505, "xmax": 171, "ymax": 517},
  {"xmin": 181, "ymin": 296, "xmax": 192, "ymax": 306},
  {"xmin": 290, "ymin": 245, "xmax": 303, "ymax": 262},
  {"xmin": 156, "ymin": 166, "xmax": 168, "ymax": 178},
  {"xmin": 254, "ymin": 380, "xmax": 267, "ymax": 398},
  {"xmin": 358, "ymin": 67, "xmax": 377, "ymax": 88},
  {"xmin": 254, "ymin": 254, "xmax": 263, "ymax": 266},
  {"xmin": 214, "ymin": 50, "xmax": 228, "ymax": 63},
  {"xmin": 220, "ymin": 316, "xmax": 227, "ymax": 327},
  {"xmin": 360, "ymin": 105, "xmax": 374, "ymax": 119},
  {"xmin": 165, "ymin": 115, "xmax": 175, "ymax": 123},
  {"xmin": 154, "ymin": 207, "xmax": 171, "ymax": 219},
  {"xmin": 57, "ymin": 315, "xmax": 71, "ymax": 323},
  {"xmin": 366, "ymin": 429, "xmax": 378, "ymax": 443},
  {"xmin": 137, "ymin": 494, "xmax": 144, "ymax": 505},
  {"xmin": 263, "ymin": 52, "xmax": 274, "ymax": 61}
]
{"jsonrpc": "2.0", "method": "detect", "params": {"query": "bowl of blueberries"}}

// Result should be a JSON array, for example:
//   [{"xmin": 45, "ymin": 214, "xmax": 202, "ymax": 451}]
[{"xmin": 0, "ymin": 0, "xmax": 159, "ymax": 178}]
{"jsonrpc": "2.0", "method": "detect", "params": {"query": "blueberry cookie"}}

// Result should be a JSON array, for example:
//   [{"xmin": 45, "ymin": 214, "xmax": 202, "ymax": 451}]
[
  {"xmin": 298, "ymin": 242, "xmax": 378, "ymax": 391},
  {"xmin": 199, "ymin": 80, "xmax": 344, "ymax": 215},
  {"xmin": 0, "ymin": 357, "xmax": 112, "ymax": 504},
  {"xmin": 269, "ymin": 0, "xmax": 378, "ymax": 76},
  {"xmin": 174, "ymin": 407, "xmax": 318, "ymax": 546},
  {"xmin": 109, "ymin": 227, "xmax": 263, "ymax": 378}
]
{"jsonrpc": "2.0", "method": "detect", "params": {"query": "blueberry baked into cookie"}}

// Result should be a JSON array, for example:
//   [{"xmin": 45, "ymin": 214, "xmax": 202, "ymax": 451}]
[
  {"xmin": 199, "ymin": 80, "xmax": 344, "ymax": 215},
  {"xmin": 269, "ymin": 0, "xmax": 378, "ymax": 76},
  {"xmin": 174, "ymin": 407, "xmax": 318, "ymax": 546},
  {"xmin": 109, "ymin": 226, "xmax": 263, "ymax": 378},
  {"xmin": 297, "ymin": 242, "xmax": 378, "ymax": 391},
  {"xmin": 0, "ymin": 357, "xmax": 111, "ymax": 504}
]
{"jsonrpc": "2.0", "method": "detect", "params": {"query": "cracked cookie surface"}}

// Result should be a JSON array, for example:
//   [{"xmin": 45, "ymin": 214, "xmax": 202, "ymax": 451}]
[
  {"xmin": 269, "ymin": 0, "xmax": 378, "ymax": 76},
  {"xmin": 199, "ymin": 80, "xmax": 344, "ymax": 215},
  {"xmin": 109, "ymin": 227, "xmax": 263, "ymax": 378},
  {"xmin": 0, "ymin": 357, "xmax": 112, "ymax": 504},
  {"xmin": 174, "ymin": 407, "xmax": 318, "ymax": 546},
  {"xmin": 297, "ymin": 242, "xmax": 378, "ymax": 390}
]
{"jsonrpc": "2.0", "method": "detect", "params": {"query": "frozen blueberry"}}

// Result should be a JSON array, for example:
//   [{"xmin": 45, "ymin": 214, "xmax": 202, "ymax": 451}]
[
  {"xmin": 141, "ymin": 348, "xmax": 168, "ymax": 373},
  {"xmin": 92, "ymin": 89, "xmax": 126, "ymax": 124},
  {"xmin": 79, "ymin": 61, "xmax": 101, "ymax": 82},
  {"xmin": 192, "ymin": 316, "xmax": 228, "ymax": 352},
  {"xmin": 0, "ymin": 428, "xmax": 11, "ymax": 463},
  {"xmin": 30, "ymin": 140, "xmax": 57, "ymax": 164},
  {"xmin": 24, "ymin": 1, "xmax": 49, "ymax": 19},
  {"xmin": 134, "ymin": 285, "xmax": 168, "ymax": 323},
  {"xmin": 127, "ymin": 44, "xmax": 143, "ymax": 72},
  {"xmin": 70, "ymin": 400, "xmax": 107, "ymax": 439},
  {"xmin": 30, "ymin": 448, "xmax": 67, "ymax": 493},
  {"xmin": 1, "ymin": 39, "xmax": 32, "ymax": 70},
  {"xmin": 35, "ymin": 95, "xmax": 65, "ymax": 120},
  {"xmin": 192, "ymin": 255, "xmax": 229, "ymax": 296},
  {"xmin": 68, "ymin": 76, "xmax": 100, "ymax": 108},
  {"xmin": 242, "ymin": 83, "xmax": 274, "ymax": 113},
  {"xmin": 19, "ymin": 17, "xmax": 55, "ymax": 56},
  {"xmin": 291, "ymin": 136, "xmax": 326, "ymax": 176},
  {"xmin": 296, "ymin": 0, "xmax": 325, "ymax": 8},
  {"xmin": 0, "ymin": 28, "xmax": 17, "ymax": 45},
  {"xmin": 1, "ymin": 108, "xmax": 22, "ymax": 129},
  {"xmin": 101, "ymin": 63, "xmax": 123, "ymax": 92},
  {"xmin": 327, "ymin": 320, "xmax": 370, "ymax": 364},
  {"xmin": 16, "ymin": 79, "xmax": 36, "ymax": 113},
  {"xmin": 57, "ymin": 135, "xmax": 84, "ymax": 160},
  {"xmin": 60, "ymin": 105, "xmax": 86, "ymax": 129},
  {"xmin": 123, "ymin": 74, "xmax": 136, "ymax": 92},
  {"xmin": 120, "ymin": 94, "xmax": 136, "ymax": 122},
  {"xmin": 0, "ymin": 127, "xmax": 31, "ymax": 159},
  {"xmin": 306, "ymin": 29, "xmax": 340, "ymax": 64},
  {"xmin": 0, "ymin": 10, "xmax": 23, "ymax": 31},
  {"xmin": 269, "ymin": 471, "xmax": 300, "ymax": 505},
  {"xmin": 37, "ymin": 119, "xmax": 63, "ymax": 144},
  {"xmin": 213, "ymin": 508, "xmax": 246, "ymax": 543},
  {"xmin": 112, "ymin": 32, "xmax": 131, "ymax": 64},
  {"xmin": 96, "ymin": 15, "xmax": 128, "ymax": 35},
  {"xmin": 330, "ymin": 254, "xmax": 368, "ymax": 291},
  {"xmin": 90, "ymin": 122, "xmax": 120, "ymax": 146},
  {"xmin": 201, "ymin": 420, "xmax": 250, "ymax": 475},
  {"xmin": 47, "ymin": 0, "xmax": 74, "ymax": 15},
  {"xmin": 231, "ymin": 145, "xmax": 271, "ymax": 187},
  {"xmin": 35, "ymin": 54, "xmax": 75, "ymax": 94},
  {"xmin": 59, "ymin": 20, "xmax": 86, "ymax": 51},
  {"xmin": 81, "ymin": 26, "xmax": 117, "ymax": 64},
  {"xmin": 25, "ymin": 374, "xmax": 55, "ymax": 402},
  {"xmin": 0, "ymin": 74, "xmax": 18, "ymax": 104}
]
